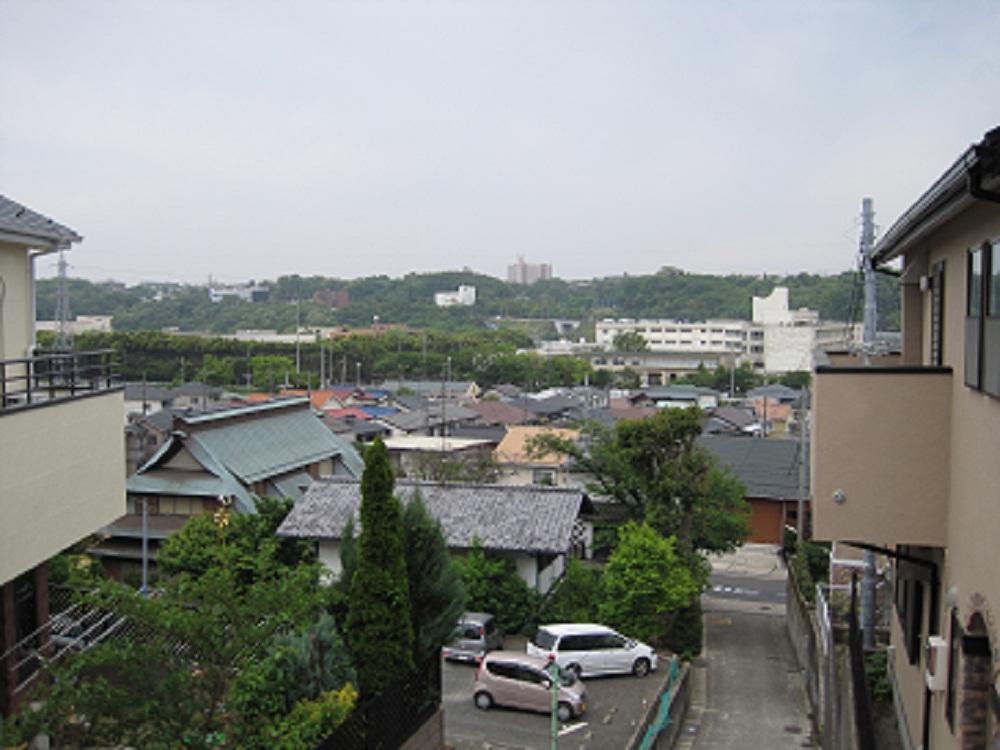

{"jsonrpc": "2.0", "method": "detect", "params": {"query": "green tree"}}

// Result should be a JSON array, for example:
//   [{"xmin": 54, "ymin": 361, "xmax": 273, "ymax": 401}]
[
  {"xmin": 538, "ymin": 558, "xmax": 602, "ymax": 623},
  {"xmin": 157, "ymin": 496, "xmax": 315, "ymax": 584},
  {"xmin": 402, "ymin": 491, "xmax": 467, "ymax": 663},
  {"xmin": 196, "ymin": 353, "xmax": 236, "ymax": 385},
  {"xmin": 251, "ymin": 354, "xmax": 294, "ymax": 391},
  {"xmin": 612, "ymin": 331, "xmax": 649, "ymax": 352},
  {"xmin": 599, "ymin": 522, "xmax": 699, "ymax": 647},
  {"xmin": 227, "ymin": 613, "xmax": 357, "ymax": 749},
  {"xmin": 457, "ymin": 541, "xmax": 540, "ymax": 634},
  {"xmin": 344, "ymin": 438, "xmax": 414, "ymax": 694}
]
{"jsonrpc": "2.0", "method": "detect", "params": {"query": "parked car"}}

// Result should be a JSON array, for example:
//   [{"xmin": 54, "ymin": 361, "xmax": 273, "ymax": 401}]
[
  {"xmin": 526, "ymin": 623, "xmax": 658, "ymax": 677},
  {"xmin": 473, "ymin": 651, "xmax": 587, "ymax": 722},
  {"xmin": 442, "ymin": 612, "xmax": 504, "ymax": 663}
]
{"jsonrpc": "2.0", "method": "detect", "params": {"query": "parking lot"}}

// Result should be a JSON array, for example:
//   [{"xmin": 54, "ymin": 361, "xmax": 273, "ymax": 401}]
[{"xmin": 442, "ymin": 637, "xmax": 671, "ymax": 750}]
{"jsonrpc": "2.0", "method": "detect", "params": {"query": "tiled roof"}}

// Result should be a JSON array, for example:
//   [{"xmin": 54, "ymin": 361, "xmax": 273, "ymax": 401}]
[
  {"xmin": 381, "ymin": 404, "xmax": 479, "ymax": 432},
  {"xmin": 466, "ymin": 400, "xmax": 532, "ymax": 426},
  {"xmin": 0, "ymin": 194, "xmax": 81, "ymax": 245},
  {"xmin": 277, "ymin": 479, "xmax": 585, "ymax": 554},
  {"xmin": 697, "ymin": 434, "xmax": 807, "ymax": 500},
  {"xmin": 494, "ymin": 426, "xmax": 579, "ymax": 466}
]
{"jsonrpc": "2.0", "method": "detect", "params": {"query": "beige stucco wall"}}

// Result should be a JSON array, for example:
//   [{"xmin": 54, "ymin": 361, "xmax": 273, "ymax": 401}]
[
  {"xmin": 0, "ymin": 240, "xmax": 35, "ymax": 362},
  {"xmin": 0, "ymin": 390, "xmax": 126, "ymax": 583},
  {"xmin": 811, "ymin": 368, "xmax": 951, "ymax": 546}
]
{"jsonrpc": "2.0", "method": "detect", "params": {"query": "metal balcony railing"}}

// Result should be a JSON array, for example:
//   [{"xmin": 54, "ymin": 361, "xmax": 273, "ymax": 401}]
[{"xmin": 0, "ymin": 348, "xmax": 119, "ymax": 414}]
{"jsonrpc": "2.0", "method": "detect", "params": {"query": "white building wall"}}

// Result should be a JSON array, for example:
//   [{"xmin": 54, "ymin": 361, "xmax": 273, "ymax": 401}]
[
  {"xmin": 752, "ymin": 287, "xmax": 792, "ymax": 324},
  {"xmin": 762, "ymin": 325, "xmax": 816, "ymax": 372}
]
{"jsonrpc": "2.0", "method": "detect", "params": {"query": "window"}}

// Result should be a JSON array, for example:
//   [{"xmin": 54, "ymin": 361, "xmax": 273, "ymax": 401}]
[
  {"xmin": 946, "ymin": 608, "xmax": 960, "ymax": 731},
  {"xmin": 487, "ymin": 661, "xmax": 519, "ymax": 680},
  {"xmin": 895, "ymin": 552, "xmax": 925, "ymax": 666},
  {"xmin": 532, "ymin": 469, "xmax": 555, "ymax": 486},
  {"xmin": 966, "ymin": 241, "xmax": 1000, "ymax": 397}
]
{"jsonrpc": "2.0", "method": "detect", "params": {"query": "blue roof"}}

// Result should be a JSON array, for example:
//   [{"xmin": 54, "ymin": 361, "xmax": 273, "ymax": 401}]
[{"xmin": 359, "ymin": 405, "xmax": 399, "ymax": 418}]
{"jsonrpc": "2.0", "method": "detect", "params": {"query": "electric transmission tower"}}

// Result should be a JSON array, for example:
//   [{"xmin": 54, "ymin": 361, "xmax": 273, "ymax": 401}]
[{"xmin": 54, "ymin": 248, "xmax": 72, "ymax": 350}]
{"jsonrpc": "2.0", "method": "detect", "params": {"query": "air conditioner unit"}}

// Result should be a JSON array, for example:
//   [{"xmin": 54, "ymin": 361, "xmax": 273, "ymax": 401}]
[{"xmin": 925, "ymin": 636, "xmax": 948, "ymax": 691}]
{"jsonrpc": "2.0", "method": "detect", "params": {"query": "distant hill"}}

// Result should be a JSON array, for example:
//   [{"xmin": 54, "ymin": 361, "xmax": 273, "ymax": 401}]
[{"xmin": 36, "ymin": 268, "xmax": 900, "ymax": 334}]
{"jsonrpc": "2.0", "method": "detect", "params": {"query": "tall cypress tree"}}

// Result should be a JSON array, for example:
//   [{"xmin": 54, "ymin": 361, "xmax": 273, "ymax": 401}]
[{"xmin": 344, "ymin": 438, "xmax": 414, "ymax": 694}]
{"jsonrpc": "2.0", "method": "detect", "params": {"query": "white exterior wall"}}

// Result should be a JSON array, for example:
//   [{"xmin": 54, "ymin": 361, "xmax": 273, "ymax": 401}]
[
  {"xmin": 752, "ymin": 287, "xmax": 792, "ymax": 324},
  {"xmin": 0, "ymin": 240, "xmax": 35, "ymax": 361},
  {"xmin": 595, "ymin": 318, "xmax": 748, "ymax": 353},
  {"xmin": 762, "ymin": 325, "xmax": 816, "ymax": 373},
  {"xmin": 318, "ymin": 539, "xmax": 344, "ymax": 579}
]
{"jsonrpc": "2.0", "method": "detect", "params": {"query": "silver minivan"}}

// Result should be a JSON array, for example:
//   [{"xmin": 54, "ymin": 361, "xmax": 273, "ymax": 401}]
[
  {"xmin": 527, "ymin": 623, "xmax": 658, "ymax": 677},
  {"xmin": 442, "ymin": 612, "xmax": 504, "ymax": 663},
  {"xmin": 474, "ymin": 651, "xmax": 587, "ymax": 722}
]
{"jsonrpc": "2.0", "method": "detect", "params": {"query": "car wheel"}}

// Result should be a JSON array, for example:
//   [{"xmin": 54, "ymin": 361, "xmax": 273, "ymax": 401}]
[
  {"xmin": 632, "ymin": 657, "xmax": 651, "ymax": 677},
  {"xmin": 474, "ymin": 691, "xmax": 493, "ymax": 710},
  {"xmin": 557, "ymin": 701, "xmax": 573, "ymax": 723},
  {"xmin": 567, "ymin": 662, "xmax": 582, "ymax": 679}
]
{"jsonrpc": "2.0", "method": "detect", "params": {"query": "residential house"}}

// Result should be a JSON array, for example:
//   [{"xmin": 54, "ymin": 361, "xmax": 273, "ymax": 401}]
[
  {"xmin": 698, "ymin": 434, "xmax": 806, "ymax": 544},
  {"xmin": 0, "ymin": 195, "xmax": 125, "ymax": 716},
  {"xmin": 494, "ymin": 426, "xmax": 580, "ymax": 487},
  {"xmin": 380, "ymin": 379, "xmax": 480, "ymax": 400},
  {"xmin": 641, "ymin": 385, "xmax": 720, "ymax": 410},
  {"xmin": 751, "ymin": 397, "xmax": 794, "ymax": 436},
  {"xmin": 381, "ymin": 435, "xmax": 496, "ymax": 479},
  {"xmin": 704, "ymin": 405, "xmax": 762, "ymax": 436},
  {"xmin": 96, "ymin": 398, "xmax": 362, "ymax": 580},
  {"xmin": 380, "ymin": 403, "xmax": 479, "ymax": 437},
  {"xmin": 811, "ymin": 126, "xmax": 1000, "ymax": 750},
  {"xmin": 466, "ymin": 399, "xmax": 533, "ymax": 427},
  {"xmin": 277, "ymin": 479, "xmax": 591, "ymax": 594},
  {"xmin": 123, "ymin": 381, "xmax": 225, "ymax": 423}
]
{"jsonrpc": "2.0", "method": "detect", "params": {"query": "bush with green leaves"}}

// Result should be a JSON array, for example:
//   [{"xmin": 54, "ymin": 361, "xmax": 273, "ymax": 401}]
[
  {"xmin": 227, "ymin": 613, "xmax": 356, "ymax": 749},
  {"xmin": 598, "ymin": 522, "xmax": 700, "ymax": 648},
  {"xmin": 344, "ymin": 438, "xmax": 414, "ymax": 694},
  {"xmin": 539, "ymin": 558, "xmax": 602, "ymax": 624},
  {"xmin": 267, "ymin": 684, "xmax": 358, "ymax": 750},
  {"xmin": 457, "ymin": 541, "xmax": 540, "ymax": 634}
]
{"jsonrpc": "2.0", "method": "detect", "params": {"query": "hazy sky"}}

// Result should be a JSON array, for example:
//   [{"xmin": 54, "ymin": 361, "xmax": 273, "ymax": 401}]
[{"xmin": 3, "ymin": 1, "xmax": 1000, "ymax": 285}]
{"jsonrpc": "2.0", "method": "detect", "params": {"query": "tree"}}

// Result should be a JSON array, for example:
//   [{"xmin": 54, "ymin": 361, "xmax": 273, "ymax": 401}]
[
  {"xmin": 402, "ymin": 491, "xmax": 466, "ymax": 664},
  {"xmin": 157, "ymin": 496, "xmax": 315, "ymax": 584},
  {"xmin": 196, "ymin": 353, "xmax": 236, "ymax": 385},
  {"xmin": 598, "ymin": 522, "xmax": 699, "ymax": 647},
  {"xmin": 538, "ymin": 558, "xmax": 602, "ymax": 624},
  {"xmin": 457, "ymin": 541, "xmax": 539, "ymax": 634},
  {"xmin": 530, "ymin": 408, "xmax": 749, "ymax": 560},
  {"xmin": 344, "ymin": 438, "xmax": 414, "ymax": 694},
  {"xmin": 227, "ymin": 613, "xmax": 357, "ymax": 749},
  {"xmin": 613, "ymin": 331, "xmax": 649, "ymax": 352},
  {"xmin": 251, "ymin": 354, "xmax": 294, "ymax": 391}
]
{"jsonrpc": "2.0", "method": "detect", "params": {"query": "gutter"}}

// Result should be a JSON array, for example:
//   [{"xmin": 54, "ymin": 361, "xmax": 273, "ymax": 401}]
[{"xmin": 874, "ymin": 126, "xmax": 1000, "ymax": 264}]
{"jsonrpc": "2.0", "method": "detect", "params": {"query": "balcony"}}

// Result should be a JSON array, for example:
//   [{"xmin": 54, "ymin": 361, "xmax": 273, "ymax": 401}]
[
  {"xmin": 0, "ymin": 349, "xmax": 125, "ymax": 584},
  {"xmin": 811, "ymin": 365, "xmax": 952, "ymax": 547}
]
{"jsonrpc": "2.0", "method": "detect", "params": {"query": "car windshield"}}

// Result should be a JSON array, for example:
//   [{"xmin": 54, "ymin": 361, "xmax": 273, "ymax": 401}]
[{"xmin": 533, "ymin": 628, "xmax": 557, "ymax": 650}]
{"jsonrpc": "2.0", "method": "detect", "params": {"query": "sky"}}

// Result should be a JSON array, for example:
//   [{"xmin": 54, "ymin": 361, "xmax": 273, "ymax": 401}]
[{"xmin": 3, "ymin": 1, "xmax": 1000, "ymax": 285}]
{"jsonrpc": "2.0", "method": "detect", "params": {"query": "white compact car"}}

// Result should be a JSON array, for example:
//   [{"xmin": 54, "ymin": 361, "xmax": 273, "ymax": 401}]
[{"xmin": 527, "ymin": 623, "xmax": 658, "ymax": 678}]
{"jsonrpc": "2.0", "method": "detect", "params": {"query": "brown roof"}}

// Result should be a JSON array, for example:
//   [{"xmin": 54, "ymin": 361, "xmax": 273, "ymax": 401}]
[{"xmin": 494, "ymin": 426, "xmax": 579, "ymax": 466}]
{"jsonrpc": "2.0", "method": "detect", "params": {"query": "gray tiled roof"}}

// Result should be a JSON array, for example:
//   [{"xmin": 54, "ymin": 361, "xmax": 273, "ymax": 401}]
[
  {"xmin": 697, "ymin": 434, "xmax": 808, "ymax": 500},
  {"xmin": 0, "ymin": 194, "xmax": 81, "ymax": 245},
  {"xmin": 278, "ymin": 479, "xmax": 585, "ymax": 554},
  {"xmin": 382, "ymin": 403, "xmax": 479, "ymax": 432}
]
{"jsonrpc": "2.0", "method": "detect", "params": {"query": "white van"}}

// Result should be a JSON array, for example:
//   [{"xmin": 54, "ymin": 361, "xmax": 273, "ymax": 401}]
[{"xmin": 526, "ymin": 623, "xmax": 658, "ymax": 677}]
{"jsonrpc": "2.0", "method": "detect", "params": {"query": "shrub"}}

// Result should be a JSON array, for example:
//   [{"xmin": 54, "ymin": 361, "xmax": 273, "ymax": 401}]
[
  {"xmin": 539, "ymin": 558, "xmax": 602, "ymax": 623},
  {"xmin": 457, "ymin": 541, "xmax": 540, "ymax": 634},
  {"xmin": 663, "ymin": 599, "xmax": 703, "ymax": 660}
]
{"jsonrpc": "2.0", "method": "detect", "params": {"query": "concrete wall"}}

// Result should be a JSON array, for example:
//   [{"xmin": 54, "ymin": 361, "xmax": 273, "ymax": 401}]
[{"xmin": 0, "ymin": 390, "xmax": 126, "ymax": 584}]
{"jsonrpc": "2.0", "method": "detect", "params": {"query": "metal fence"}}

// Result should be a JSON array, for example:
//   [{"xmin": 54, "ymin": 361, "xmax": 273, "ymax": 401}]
[
  {"xmin": 316, "ymin": 655, "xmax": 442, "ymax": 750},
  {"xmin": 0, "ymin": 349, "xmax": 118, "ymax": 412}
]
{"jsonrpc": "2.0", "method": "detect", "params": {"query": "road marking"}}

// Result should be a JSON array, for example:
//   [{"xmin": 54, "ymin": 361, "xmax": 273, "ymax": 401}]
[{"xmin": 559, "ymin": 722, "xmax": 588, "ymax": 737}]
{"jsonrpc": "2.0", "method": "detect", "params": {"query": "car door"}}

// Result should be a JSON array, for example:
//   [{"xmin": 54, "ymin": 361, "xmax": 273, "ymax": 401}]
[
  {"xmin": 599, "ymin": 631, "xmax": 632, "ymax": 673},
  {"xmin": 517, "ymin": 664, "xmax": 552, "ymax": 714},
  {"xmin": 487, "ymin": 661, "xmax": 520, "ymax": 708}
]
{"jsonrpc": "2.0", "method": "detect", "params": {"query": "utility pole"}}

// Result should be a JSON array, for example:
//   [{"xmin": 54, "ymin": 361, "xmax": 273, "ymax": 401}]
[
  {"xmin": 859, "ymin": 196, "xmax": 878, "ymax": 649},
  {"xmin": 295, "ymin": 297, "xmax": 301, "ymax": 373},
  {"xmin": 54, "ymin": 248, "xmax": 71, "ymax": 350}
]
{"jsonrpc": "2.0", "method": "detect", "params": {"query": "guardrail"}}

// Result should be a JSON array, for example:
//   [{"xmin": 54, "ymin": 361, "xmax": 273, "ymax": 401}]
[
  {"xmin": 626, "ymin": 656, "xmax": 689, "ymax": 750},
  {"xmin": 0, "ymin": 349, "xmax": 119, "ymax": 413}
]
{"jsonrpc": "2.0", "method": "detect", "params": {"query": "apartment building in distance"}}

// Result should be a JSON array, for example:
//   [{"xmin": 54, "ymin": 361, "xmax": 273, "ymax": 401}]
[
  {"xmin": 0, "ymin": 195, "xmax": 125, "ymax": 716},
  {"xmin": 811, "ymin": 126, "xmax": 1000, "ymax": 749},
  {"xmin": 594, "ymin": 287, "xmax": 858, "ymax": 373},
  {"xmin": 507, "ymin": 255, "xmax": 553, "ymax": 285}
]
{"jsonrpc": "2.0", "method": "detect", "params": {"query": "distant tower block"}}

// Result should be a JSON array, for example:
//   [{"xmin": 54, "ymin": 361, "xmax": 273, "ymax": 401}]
[{"xmin": 507, "ymin": 256, "xmax": 553, "ymax": 285}]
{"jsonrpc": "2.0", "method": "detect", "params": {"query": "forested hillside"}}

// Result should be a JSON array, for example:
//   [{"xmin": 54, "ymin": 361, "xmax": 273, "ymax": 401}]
[{"xmin": 37, "ymin": 268, "xmax": 900, "ymax": 334}]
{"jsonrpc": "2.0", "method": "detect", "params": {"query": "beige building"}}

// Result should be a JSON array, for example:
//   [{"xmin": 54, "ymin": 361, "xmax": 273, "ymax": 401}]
[
  {"xmin": 0, "ymin": 195, "xmax": 125, "ymax": 717},
  {"xmin": 494, "ymin": 426, "xmax": 580, "ymax": 487},
  {"xmin": 811, "ymin": 127, "xmax": 1000, "ymax": 749}
]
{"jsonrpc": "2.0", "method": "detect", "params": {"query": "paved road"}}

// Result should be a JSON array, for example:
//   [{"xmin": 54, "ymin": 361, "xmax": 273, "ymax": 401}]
[
  {"xmin": 443, "ymin": 638, "xmax": 670, "ymax": 749},
  {"xmin": 679, "ymin": 545, "xmax": 815, "ymax": 750}
]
